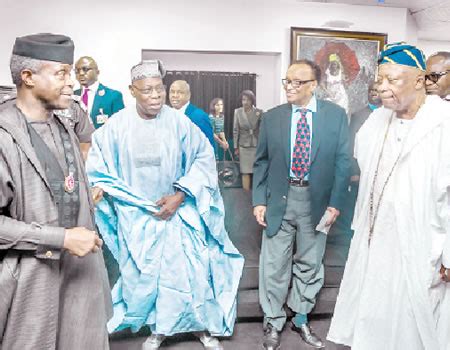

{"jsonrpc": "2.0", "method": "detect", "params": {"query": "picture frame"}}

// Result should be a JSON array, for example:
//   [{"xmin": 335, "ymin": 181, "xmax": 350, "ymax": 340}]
[{"xmin": 290, "ymin": 27, "xmax": 387, "ymax": 118}]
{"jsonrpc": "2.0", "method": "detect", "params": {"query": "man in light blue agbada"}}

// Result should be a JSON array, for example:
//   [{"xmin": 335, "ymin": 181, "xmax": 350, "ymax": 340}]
[{"xmin": 86, "ymin": 59, "xmax": 244, "ymax": 350}]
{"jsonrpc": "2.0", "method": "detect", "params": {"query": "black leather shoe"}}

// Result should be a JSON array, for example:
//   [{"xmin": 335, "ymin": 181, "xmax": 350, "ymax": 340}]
[
  {"xmin": 291, "ymin": 322, "xmax": 325, "ymax": 349},
  {"xmin": 263, "ymin": 324, "xmax": 281, "ymax": 350}
]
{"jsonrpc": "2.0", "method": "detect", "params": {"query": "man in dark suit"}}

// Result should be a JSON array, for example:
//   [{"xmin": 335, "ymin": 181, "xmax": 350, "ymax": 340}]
[
  {"xmin": 252, "ymin": 60, "xmax": 350, "ymax": 350},
  {"xmin": 169, "ymin": 80, "xmax": 215, "ymax": 146},
  {"xmin": 74, "ymin": 56, "xmax": 124, "ymax": 129},
  {"xmin": 345, "ymin": 81, "xmax": 381, "ymax": 228}
]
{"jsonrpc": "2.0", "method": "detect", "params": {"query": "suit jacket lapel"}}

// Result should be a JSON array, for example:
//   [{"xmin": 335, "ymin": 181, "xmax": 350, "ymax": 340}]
[
  {"xmin": 185, "ymin": 102, "xmax": 194, "ymax": 116},
  {"xmin": 279, "ymin": 104, "xmax": 292, "ymax": 167},
  {"xmin": 91, "ymin": 83, "xmax": 104, "ymax": 116},
  {"xmin": 311, "ymin": 100, "xmax": 323, "ymax": 164},
  {"xmin": 0, "ymin": 118, "xmax": 51, "ymax": 192}
]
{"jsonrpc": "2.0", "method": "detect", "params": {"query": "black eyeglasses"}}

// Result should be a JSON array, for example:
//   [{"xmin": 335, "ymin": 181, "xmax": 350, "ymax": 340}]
[
  {"xmin": 74, "ymin": 67, "xmax": 94, "ymax": 75},
  {"xmin": 132, "ymin": 84, "xmax": 166, "ymax": 95},
  {"xmin": 281, "ymin": 79, "xmax": 315, "ymax": 88},
  {"xmin": 425, "ymin": 70, "xmax": 450, "ymax": 83}
]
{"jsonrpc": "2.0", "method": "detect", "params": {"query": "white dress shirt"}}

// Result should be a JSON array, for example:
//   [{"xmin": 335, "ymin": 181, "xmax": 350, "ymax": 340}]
[{"xmin": 81, "ymin": 81, "xmax": 99, "ymax": 115}]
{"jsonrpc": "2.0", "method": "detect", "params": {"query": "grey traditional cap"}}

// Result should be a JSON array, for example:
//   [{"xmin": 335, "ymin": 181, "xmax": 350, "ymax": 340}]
[
  {"xmin": 13, "ymin": 33, "xmax": 75, "ymax": 64},
  {"xmin": 131, "ymin": 59, "xmax": 166, "ymax": 82}
]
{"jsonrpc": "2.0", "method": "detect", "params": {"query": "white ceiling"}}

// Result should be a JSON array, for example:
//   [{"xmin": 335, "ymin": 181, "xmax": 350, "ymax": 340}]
[{"xmin": 299, "ymin": 0, "xmax": 450, "ymax": 41}]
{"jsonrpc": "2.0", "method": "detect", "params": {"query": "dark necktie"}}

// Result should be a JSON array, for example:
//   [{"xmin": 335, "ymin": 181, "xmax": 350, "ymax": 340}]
[{"xmin": 291, "ymin": 109, "xmax": 310, "ymax": 179}]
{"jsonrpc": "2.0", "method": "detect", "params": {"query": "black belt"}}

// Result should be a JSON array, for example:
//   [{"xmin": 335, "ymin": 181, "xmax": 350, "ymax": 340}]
[{"xmin": 288, "ymin": 178, "xmax": 309, "ymax": 187}]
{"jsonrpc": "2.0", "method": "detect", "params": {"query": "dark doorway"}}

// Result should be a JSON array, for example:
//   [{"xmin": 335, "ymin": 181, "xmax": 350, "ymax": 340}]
[{"xmin": 164, "ymin": 70, "xmax": 256, "ymax": 140}]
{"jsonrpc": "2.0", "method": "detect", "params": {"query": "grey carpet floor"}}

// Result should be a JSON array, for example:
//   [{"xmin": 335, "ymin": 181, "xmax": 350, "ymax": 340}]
[{"xmin": 110, "ymin": 318, "xmax": 350, "ymax": 350}]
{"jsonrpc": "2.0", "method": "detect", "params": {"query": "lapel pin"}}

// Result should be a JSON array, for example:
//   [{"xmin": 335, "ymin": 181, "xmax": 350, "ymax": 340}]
[{"xmin": 98, "ymin": 89, "xmax": 105, "ymax": 96}]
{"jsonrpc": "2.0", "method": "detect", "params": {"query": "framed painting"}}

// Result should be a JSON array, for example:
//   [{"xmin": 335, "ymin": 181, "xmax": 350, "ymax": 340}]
[{"xmin": 291, "ymin": 27, "xmax": 387, "ymax": 118}]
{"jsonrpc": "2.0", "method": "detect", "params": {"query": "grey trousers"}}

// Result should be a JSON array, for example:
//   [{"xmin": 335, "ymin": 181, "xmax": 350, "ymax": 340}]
[{"xmin": 259, "ymin": 185, "xmax": 327, "ymax": 331}]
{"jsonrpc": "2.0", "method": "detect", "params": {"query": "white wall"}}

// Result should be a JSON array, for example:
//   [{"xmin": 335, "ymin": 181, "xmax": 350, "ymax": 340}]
[
  {"xmin": 418, "ymin": 40, "xmax": 450, "ymax": 58},
  {"xmin": 0, "ymin": 0, "xmax": 428, "ymax": 105},
  {"xmin": 406, "ymin": 10, "xmax": 418, "ymax": 45}
]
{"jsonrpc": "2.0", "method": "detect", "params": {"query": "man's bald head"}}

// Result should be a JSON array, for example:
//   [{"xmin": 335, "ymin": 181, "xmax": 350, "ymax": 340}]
[
  {"xmin": 425, "ymin": 51, "xmax": 450, "ymax": 98},
  {"xmin": 75, "ymin": 56, "xmax": 99, "ymax": 87},
  {"xmin": 367, "ymin": 80, "xmax": 381, "ymax": 106},
  {"xmin": 169, "ymin": 80, "xmax": 191, "ymax": 109}
]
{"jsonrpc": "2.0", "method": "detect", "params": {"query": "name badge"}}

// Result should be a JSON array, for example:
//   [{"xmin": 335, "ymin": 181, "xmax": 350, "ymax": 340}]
[{"xmin": 97, "ymin": 108, "xmax": 108, "ymax": 124}]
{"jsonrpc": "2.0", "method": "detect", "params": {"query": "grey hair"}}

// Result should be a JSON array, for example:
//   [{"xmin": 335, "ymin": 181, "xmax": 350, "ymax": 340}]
[{"xmin": 10, "ymin": 54, "xmax": 44, "ymax": 87}]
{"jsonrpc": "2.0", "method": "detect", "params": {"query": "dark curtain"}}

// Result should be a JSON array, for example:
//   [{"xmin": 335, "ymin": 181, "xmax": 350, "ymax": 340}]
[{"xmin": 164, "ymin": 71, "xmax": 256, "ymax": 140}]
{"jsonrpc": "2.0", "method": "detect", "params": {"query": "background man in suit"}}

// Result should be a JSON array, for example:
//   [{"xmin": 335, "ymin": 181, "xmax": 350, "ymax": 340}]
[
  {"xmin": 169, "ymin": 79, "xmax": 215, "ymax": 146},
  {"xmin": 253, "ymin": 59, "xmax": 350, "ymax": 350},
  {"xmin": 74, "ymin": 56, "xmax": 125, "ymax": 128},
  {"xmin": 425, "ymin": 51, "xmax": 450, "ymax": 101},
  {"xmin": 345, "ymin": 80, "xmax": 381, "ymax": 227}
]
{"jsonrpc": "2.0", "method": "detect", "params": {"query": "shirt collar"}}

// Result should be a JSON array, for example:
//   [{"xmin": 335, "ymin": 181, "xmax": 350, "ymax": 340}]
[
  {"xmin": 179, "ymin": 101, "xmax": 190, "ymax": 115},
  {"xmin": 84, "ymin": 81, "xmax": 99, "ymax": 93},
  {"xmin": 291, "ymin": 95, "xmax": 317, "ymax": 113}
]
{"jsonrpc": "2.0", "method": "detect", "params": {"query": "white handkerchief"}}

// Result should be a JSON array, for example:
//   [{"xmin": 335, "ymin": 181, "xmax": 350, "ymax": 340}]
[{"xmin": 316, "ymin": 210, "xmax": 332, "ymax": 235}]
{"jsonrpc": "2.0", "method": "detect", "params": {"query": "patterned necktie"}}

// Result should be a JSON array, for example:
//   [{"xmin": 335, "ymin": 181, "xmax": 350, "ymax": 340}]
[
  {"xmin": 291, "ymin": 109, "xmax": 311, "ymax": 179},
  {"xmin": 81, "ymin": 88, "xmax": 89, "ymax": 107}
]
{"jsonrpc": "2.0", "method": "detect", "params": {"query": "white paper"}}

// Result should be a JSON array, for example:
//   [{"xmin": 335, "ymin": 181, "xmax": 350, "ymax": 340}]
[{"xmin": 315, "ymin": 210, "xmax": 332, "ymax": 235}]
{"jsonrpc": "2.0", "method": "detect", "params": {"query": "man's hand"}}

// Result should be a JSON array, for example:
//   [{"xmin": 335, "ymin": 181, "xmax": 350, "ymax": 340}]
[
  {"xmin": 220, "ymin": 140, "xmax": 229, "ymax": 150},
  {"xmin": 234, "ymin": 148, "xmax": 239, "ymax": 157},
  {"xmin": 91, "ymin": 186, "xmax": 104, "ymax": 205},
  {"xmin": 253, "ymin": 205, "xmax": 267, "ymax": 227},
  {"xmin": 154, "ymin": 191, "xmax": 185, "ymax": 220},
  {"xmin": 64, "ymin": 227, "xmax": 102, "ymax": 257},
  {"xmin": 325, "ymin": 207, "xmax": 340, "ymax": 226},
  {"xmin": 440, "ymin": 264, "xmax": 450, "ymax": 282},
  {"xmin": 80, "ymin": 142, "xmax": 91, "ymax": 162}
]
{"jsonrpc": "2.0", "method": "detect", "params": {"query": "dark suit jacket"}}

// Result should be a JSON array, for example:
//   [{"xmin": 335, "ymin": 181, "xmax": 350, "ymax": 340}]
[
  {"xmin": 252, "ymin": 100, "xmax": 351, "ymax": 237},
  {"xmin": 74, "ymin": 83, "xmax": 124, "ymax": 129},
  {"xmin": 349, "ymin": 105, "xmax": 372, "ymax": 176},
  {"xmin": 185, "ymin": 103, "xmax": 215, "ymax": 147}
]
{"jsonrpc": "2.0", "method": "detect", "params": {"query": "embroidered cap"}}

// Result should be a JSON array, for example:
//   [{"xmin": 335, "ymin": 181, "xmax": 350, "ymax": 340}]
[
  {"xmin": 131, "ymin": 60, "xmax": 166, "ymax": 82},
  {"xmin": 378, "ymin": 42, "xmax": 426, "ymax": 71}
]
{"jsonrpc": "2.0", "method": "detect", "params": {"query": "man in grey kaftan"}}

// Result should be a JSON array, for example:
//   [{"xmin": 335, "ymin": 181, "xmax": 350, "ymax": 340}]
[{"xmin": 0, "ymin": 33, "xmax": 111, "ymax": 350}]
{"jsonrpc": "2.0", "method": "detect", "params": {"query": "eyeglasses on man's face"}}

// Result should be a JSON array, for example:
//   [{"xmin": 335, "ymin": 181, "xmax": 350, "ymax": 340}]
[
  {"xmin": 282, "ymin": 78, "xmax": 315, "ymax": 88},
  {"xmin": 74, "ymin": 67, "xmax": 95, "ymax": 75},
  {"xmin": 425, "ymin": 70, "xmax": 450, "ymax": 84},
  {"xmin": 132, "ymin": 84, "xmax": 166, "ymax": 95}
]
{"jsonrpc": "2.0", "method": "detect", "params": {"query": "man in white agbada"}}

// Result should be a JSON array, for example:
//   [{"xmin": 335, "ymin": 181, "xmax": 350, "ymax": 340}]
[
  {"xmin": 86, "ymin": 60, "xmax": 244, "ymax": 350},
  {"xmin": 328, "ymin": 42, "xmax": 450, "ymax": 350}
]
